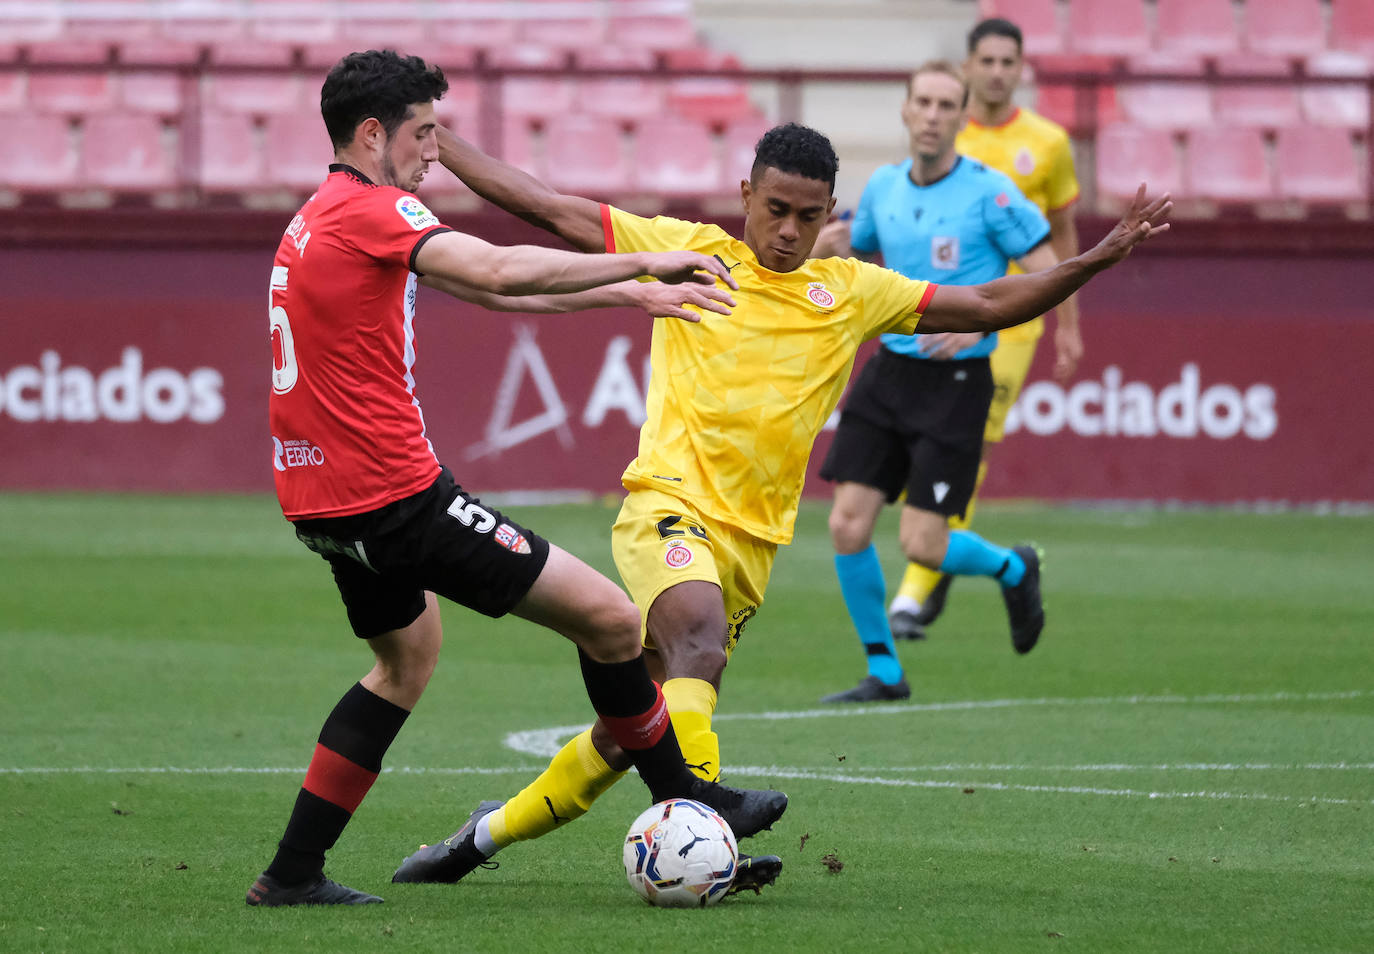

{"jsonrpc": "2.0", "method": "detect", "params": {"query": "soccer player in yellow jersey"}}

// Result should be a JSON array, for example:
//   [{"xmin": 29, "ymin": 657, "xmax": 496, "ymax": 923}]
[
  {"xmin": 890, "ymin": 17, "xmax": 1087, "ymax": 640},
  {"xmin": 390, "ymin": 121, "xmax": 1169, "ymax": 894}
]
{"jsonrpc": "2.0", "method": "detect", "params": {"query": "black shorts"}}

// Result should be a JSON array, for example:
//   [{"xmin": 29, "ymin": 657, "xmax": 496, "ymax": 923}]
[
  {"xmin": 291, "ymin": 466, "xmax": 551, "ymax": 639},
  {"xmin": 820, "ymin": 348, "xmax": 993, "ymax": 517}
]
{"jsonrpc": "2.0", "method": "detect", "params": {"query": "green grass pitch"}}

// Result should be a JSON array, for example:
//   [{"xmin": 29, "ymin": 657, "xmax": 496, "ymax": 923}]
[{"xmin": 2, "ymin": 492, "xmax": 1371, "ymax": 953}]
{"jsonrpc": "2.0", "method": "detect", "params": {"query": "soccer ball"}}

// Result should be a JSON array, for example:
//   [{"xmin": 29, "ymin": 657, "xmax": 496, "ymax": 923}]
[{"xmin": 622, "ymin": 798, "xmax": 738, "ymax": 908}]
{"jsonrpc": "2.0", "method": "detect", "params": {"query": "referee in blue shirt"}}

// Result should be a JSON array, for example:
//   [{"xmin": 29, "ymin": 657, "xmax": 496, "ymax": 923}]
[{"xmin": 816, "ymin": 60, "xmax": 1058, "ymax": 702}]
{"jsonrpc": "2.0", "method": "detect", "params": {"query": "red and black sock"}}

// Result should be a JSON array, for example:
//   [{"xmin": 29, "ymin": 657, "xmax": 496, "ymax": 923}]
[
  {"xmin": 265, "ymin": 682, "xmax": 409, "ymax": 886},
  {"xmin": 577, "ymin": 649, "xmax": 697, "ymax": 802}
]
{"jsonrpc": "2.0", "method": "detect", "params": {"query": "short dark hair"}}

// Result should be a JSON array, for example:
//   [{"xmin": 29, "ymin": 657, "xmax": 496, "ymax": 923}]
[
  {"xmin": 320, "ymin": 49, "xmax": 448, "ymax": 150},
  {"xmin": 750, "ymin": 123, "xmax": 839, "ymax": 192},
  {"xmin": 967, "ymin": 17, "xmax": 1024, "ymax": 55}
]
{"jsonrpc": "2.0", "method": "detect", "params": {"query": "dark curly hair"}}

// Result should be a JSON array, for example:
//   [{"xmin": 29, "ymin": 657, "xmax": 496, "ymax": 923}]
[
  {"xmin": 320, "ymin": 49, "xmax": 449, "ymax": 150},
  {"xmin": 750, "ymin": 122, "xmax": 839, "ymax": 193},
  {"xmin": 968, "ymin": 17, "xmax": 1023, "ymax": 54}
]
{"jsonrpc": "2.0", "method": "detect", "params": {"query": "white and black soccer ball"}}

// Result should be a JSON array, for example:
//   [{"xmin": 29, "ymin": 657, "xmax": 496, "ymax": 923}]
[{"xmin": 622, "ymin": 797, "xmax": 738, "ymax": 908}]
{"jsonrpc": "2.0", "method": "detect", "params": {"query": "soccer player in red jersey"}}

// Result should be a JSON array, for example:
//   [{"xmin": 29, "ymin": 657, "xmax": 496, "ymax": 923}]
[{"xmin": 246, "ymin": 49, "xmax": 788, "ymax": 908}]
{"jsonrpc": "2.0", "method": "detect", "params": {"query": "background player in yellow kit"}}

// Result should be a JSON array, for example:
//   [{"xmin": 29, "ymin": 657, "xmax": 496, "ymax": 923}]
[
  {"xmin": 389, "ymin": 121, "xmax": 1169, "ymax": 895},
  {"xmin": 890, "ymin": 17, "xmax": 1086, "ymax": 640}
]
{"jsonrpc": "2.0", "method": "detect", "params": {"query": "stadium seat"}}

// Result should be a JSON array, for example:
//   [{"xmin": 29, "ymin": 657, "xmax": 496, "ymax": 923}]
[
  {"xmin": 158, "ymin": 1, "xmax": 246, "ymax": 44},
  {"xmin": 27, "ymin": 70, "xmax": 117, "ymax": 115},
  {"xmin": 1274, "ymin": 125, "xmax": 1367, "ymax": 201},
  {"xmin": 1094, "ymin": 122, "xmax": 1183, "ymax": 203},
  {"xmin": 431, "ymin": 77, "xmax": 481, "ymax": 141},
  {"xmin": 0, "ymin": 7, "xmax": 61, "ymax": 43},
  {"xmin": 632, "ymin": 117, "xmax": 723, "ymax": 197},
  {"xmin": 196, "ymin": 113, "xmax": 263, "ymax": 192},
  {"xmin": 26, "ymin": 41, "xmax": 115, "ymax": 65},
  {"xmin": 977, "ymin": 0, "xmax": 1064, "ymax": 55},
  {"xmin": 1243, "ymin": 0, "xmax": 1325, "ymax": 58},
  {"xmin": 81, "ymin": 112, "xmax": 177, "ymax": 191},
  {"xmin": 120, "ymin": 71, "xmax": 186, "ymax": 117},
  {"xmin": 432, "ymin": 16, "xmax": 520, "ymax": 50},
  {"xmin": 722, "ymin": 116, "xmax": 774, "ymax": 186},
  {"xmin": 207, "ymin": 71, "xmax": 305, "ymax": 115},
  {"xmin": 542, "ymin": 115, "xmax": 631, "ymax": 198},
  {"xmin": 1154, "ymin": 0, "xmax": 1239, "ymax": 57},
  {"xmin": 0, "ymin": 113, "xmax": 78, "ymax": 189},
  {"xmin": 608, "ymin": 15, "xmax": 700, "ymax": 53},
  {"xmin": 663, "ymin": 51, "xmax": 759, "ymax": 129},
  {"xmin": 1065, "ymin": 0, "xmax": 1151, "ymax": 57},
  {"xmin": 1033, "ymin": 80, "xmax": 1121, "ymax": 135},
  {"xmin": 1300, "ymin": 52, "xmax": 1372, "ymax": 128},
  {"xmin": 1117, "ymin": 69, "xmax": 1213, "ymax": 129},
  {"xmin": 1330, "ymin": 0, "xmax": 1374, "ymax": 58},
  {"xmin": 263, "ymin": 112, "xmax": 334, "ymax": 191},
  {"xmin": 1183, "ymin": 126, "xmax": 1273, "ymax": 202},
  {"xmin": 0, "ymin": 69, "xmax": 23, "ymax": 112},
  {"xmin": 62, "ymin": 0, "xmax": 158, "ymax": 44},
  {"xmin": 112, "ymin": 40, "xmax": 203, "ymax": 66},
  {"xmin": 573, "ymin": 47, "xmax": 665, "ymax": 121},
  {"xmin": 249, "ymin": 0, "xmax": 338, "ymax": 45},
  {"xmin": 518, "ymin": 16, "xmax": 608, "ymax": 51},
  {"xmin": 208, "ymin": 40, "xmax": 296, "ymax": 67}
]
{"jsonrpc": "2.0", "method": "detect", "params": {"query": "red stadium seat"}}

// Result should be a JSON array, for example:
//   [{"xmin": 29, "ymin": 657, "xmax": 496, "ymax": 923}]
[
  {"xmin": 722, "ymin": 116, "xmax": 774, "ymax": 186},
  {"xmin": 1330, "ymin": 0, "xmax": 1374, "ymax": 58},
  {"xmin": 0, "ymin": 69, "xmax": 23, "ymax": 112},
  {"xmin": 1117, "ymin": 71, "xmax": 1213, "ymax": 129},
  {"xmin": 1183, "ymin": 126, "xmax": 1272, "ymax": 201},
  {"xmin": 977, "ymin": 0, "xmax": 1064, "ymax": 55},
  {"xmin": 1212, "ymin": 55, "xmax": 1301, "ymax": 129},
  {"xmin": 27, "ymin": 41, "xmax": 115, "ymax": 65},
  {"xmin": 1154, "ymin": 0, "xmax": 1239, "ymax": 57},
  {"xmin": 608, "ymin": 15, "xmax": 699, "ymax": 53},
  {"xmin": 431, "ymin": 77, "xmax": 481, "ymax": 141},
  {"xmin": 81, "ymin": 112, "xmax": 177, "ymax": 191},
  {"xmin": 158, "ymin": 2, "xmax": 245, "ymax": 44},
  {"xmin": 263, "ymin": 112, "xmax": 334, "ymax": 191},
  {"xmin": 1243, "ymin": 0, "xmax": 1325, "ymax": 58},
  {"xmin": 120, "ymin": 70, "xmax": 186, "ymax": 117},
  {"xmin": 542, "ymin": 115, "xmax": 631, "ymax": 198},
  {"xmin": 113, "ymin": 40, "xmax": 203, "ymax": 66},
  {"xmin": 249, "ymin": 0, "xmax": 338, "ymax": 45},
  {"xmin": 1300, "ymin": 52, "xmax": 1372, "ymax": 128},
  {"xmin": 27, "ymin": 70, "xmax": 117, "ymax": 115},
  {"xmin": 1094, "ymin": 122, "xmax": 1183, "ymax": 203},
  {"xmin": 62, "ymin": 0, "xmax": 158, "ymax": 44},
  {"xmin": 632, "ymin": 117, "xmax": 723, "ymax": 196},
  {"xmin": 207, "ymin": 71, "xmax": 305, "ymax": 115},
  {"xmin": 0, "ymin": 113, "xmax": 78, "ymax": 189},
  {"xmin": 518, "ymin": 17, "xmax": 608, "ymax": 50},
  {"xmin": 663, "ymin": 50, "xmax": 758, "ymax": 128},
  {"xmin": 0, "ymin": 7, "xmax": 61, "ymax": 43},
  {"xmin": 196, "ymin": 113, "xmax": 263, "ymax": 192},
  {"xmin": 1274, "ymin": 125, "xmax": 1367, "ymax": 201},
  {"xmin": 1066, "ymin": 0, "xmax": 1151, "ymax": 57},
  {"xmin": 432, "ymin": 16, "xmax": 519, "ymax": 50}
]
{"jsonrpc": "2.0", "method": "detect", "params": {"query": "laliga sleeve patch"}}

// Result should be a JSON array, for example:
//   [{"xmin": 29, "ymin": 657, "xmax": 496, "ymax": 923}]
[{"xmin": 395, "ymin": 195, "xmax": 440, "ymax": 230}]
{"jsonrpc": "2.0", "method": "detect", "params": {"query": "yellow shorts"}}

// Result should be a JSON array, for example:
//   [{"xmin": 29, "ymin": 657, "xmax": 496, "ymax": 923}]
[
  {"xmin": 986, "ymin": 329, "xmax": 1041, "ymax": 444},
  {"xmin": 611, "ymin": 487, "xmax": 776, "ymax": 659}
]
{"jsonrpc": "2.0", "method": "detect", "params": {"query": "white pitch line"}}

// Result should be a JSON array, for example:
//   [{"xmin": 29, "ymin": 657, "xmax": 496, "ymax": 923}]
[
  {"xmin": 870, "ymin": 763, "xmax": 1374, "ymax": 772},
  {"xmin": 503, "ymin": 688, "xmax": 1373, "ymax": 757}
]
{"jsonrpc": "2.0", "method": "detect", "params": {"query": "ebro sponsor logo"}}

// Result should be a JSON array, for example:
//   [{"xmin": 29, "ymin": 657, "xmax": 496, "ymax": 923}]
[
  {"xmin": 272, "ymin": 436, "xmax": 326, "ymax": 472},
  {"xmin": 0, "ymin": 348, "xmax": 224, "ymax": 424},
  {"xmin": 1005, "ymin": 364, "xmax": 1277, "ymax": 440}
]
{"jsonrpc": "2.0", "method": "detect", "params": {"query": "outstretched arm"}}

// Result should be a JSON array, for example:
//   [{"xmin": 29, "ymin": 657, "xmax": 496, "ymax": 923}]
[
  {"xmin": 917, "ymin": 185, "xmax": 1169, "ymax": 334},
  {"xmin": 413, "ymin": 229, "xmax": 738, "ymax": 298},
  {"xmin": 436, "ymin": 125, "xmax": 606, "ymax": 252},
  {"xmin": 419, "ymin": 274, "xmax": 735, "ymax": 322}
]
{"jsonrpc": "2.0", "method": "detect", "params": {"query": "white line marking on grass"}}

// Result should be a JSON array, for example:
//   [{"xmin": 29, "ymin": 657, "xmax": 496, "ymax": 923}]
[
  {"xmin": 504, "ymin": 689, "xmax": 1373, "ymax": 757},
  {"xmin": 876, "ymin": 763, "xmax": 1374, "ymax": 772}
]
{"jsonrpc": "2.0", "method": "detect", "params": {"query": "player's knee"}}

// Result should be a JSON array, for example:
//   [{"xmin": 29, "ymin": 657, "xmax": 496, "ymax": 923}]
[
  {"xmin": 828, "ymin": 507, "xmax": 870, "ymax": 553},
  {"xmin": 899, "ymin": 527, "xmax": 946, "ymax": 569},
  {"xmin": 574, "ymin": 593, "xmax": 643, "ymax": 662},
  {"xmin": 656, "ymin": 617, "xmax": 728, "ymax": 685}
]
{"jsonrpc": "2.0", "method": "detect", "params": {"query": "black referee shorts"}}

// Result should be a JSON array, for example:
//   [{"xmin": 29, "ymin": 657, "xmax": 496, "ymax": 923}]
[
  {"xmin": 820, "ymin": 347, "xmax": 993, "ymax": 517},
  {"xmin": 291, "ymin": 466, "xmax": 551, "ymax": 639}
]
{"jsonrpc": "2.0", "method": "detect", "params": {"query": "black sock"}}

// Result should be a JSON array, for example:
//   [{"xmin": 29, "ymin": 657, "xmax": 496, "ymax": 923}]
[{"xmin": 264, "ymin": 682, "xmax": 409, "ymax": 885}]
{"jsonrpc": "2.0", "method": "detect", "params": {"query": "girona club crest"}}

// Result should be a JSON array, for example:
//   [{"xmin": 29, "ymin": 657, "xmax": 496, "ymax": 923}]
[{"xmin": 806, "ymin": 282, "xmax": 835, "ymax": 308}]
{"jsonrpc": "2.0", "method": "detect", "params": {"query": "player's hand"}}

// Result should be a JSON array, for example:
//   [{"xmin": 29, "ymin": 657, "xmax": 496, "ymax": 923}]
[
  {"xmin": 642, "ymin": 251, "xmax": 740, "ymax": 290},
  {"xmin": 1086, "ymin": 184, "xmax": 1171, "ymax": 268},
  {"xmin": 919, "ymin": 331, "xmax": 984, "ymax": 360},
  {"xmin": 1052, "ymin": 321, "xmax": 1083, "ymax": 383},
  {"xmin": 812, "ymin": 219, "xmax": 853, "ymax": 259},
  {"xmin": 630, "ymin": 281, "xmax": 736, "ymax": 322}
]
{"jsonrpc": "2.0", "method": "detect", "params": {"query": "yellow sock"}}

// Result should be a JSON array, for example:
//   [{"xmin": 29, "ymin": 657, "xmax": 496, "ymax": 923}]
[
  {"xmin": 663, "ymin": 677, "xmax": 720, "ymax": 782},
  {"xmin": 488, "ymin": 728, "xmax": 626, "ymax": 846},
  {"xmin": 896, "ymin": 460, "xmax": 987, "ymax": 602}
]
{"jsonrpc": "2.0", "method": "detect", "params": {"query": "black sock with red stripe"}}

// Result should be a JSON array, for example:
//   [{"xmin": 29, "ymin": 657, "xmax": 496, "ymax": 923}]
[
  {"xmin": 264, "ymin": 682, "xmax": 409, "ymax": 886},
  {"xmin": 578, "ymin": 649, "xmax": 697, "ymax": 802}
]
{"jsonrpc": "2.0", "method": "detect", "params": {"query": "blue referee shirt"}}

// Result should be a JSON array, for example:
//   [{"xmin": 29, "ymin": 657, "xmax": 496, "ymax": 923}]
[{"xmin": 850, "ymin": 155, "xmax": 1050, "ymax": 360}]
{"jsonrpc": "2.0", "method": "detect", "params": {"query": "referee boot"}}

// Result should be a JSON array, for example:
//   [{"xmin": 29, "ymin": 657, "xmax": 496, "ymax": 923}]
[
  {"xmin": 820, "ymin": 675, "xmax": 911, "ymax": 704},
  {"xmin": 392, "ymin": 800, "xmax": 504, "ymax": 884},
  {"xmin": 1002, "ymin": 544, "xmax": 1045, "ymax": 654}
]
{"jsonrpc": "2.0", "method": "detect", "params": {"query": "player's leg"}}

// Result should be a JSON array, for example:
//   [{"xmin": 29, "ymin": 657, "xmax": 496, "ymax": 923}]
[
  {"xmin": 248, "ymin": 574, "xmax": 442, "ymax": 907},
  {"xmin": 820, "ymin": 480, "xmax": 910, "ymax": 702},
  {"xmin": 892, "ymin": 335, "xmax": 1038, "ymax": 631}
]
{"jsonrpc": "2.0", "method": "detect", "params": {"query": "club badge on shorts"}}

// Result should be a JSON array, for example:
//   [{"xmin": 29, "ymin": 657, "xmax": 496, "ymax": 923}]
[
  {"xmin": 663, "ymin": 540, "xmax": 695, "ymax": 569},
  {"xmin": 495, "ymin": 522, "xmax": 532, "ymax": 554}
]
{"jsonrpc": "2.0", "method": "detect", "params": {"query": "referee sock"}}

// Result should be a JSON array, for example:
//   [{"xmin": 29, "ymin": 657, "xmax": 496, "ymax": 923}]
[
  {"xmin": 835, "ymin": 545, "xmax": 904, "ymax": 685},
  {"xmin": 577, "ymin": 649, "xmax": 699, "ymax": 802},
  {"xmin": 265, "ymin": 682, "xmax": 409, "ymax": 886},
  {"xmin": 940, "ymin": 530, "xmax": 1025, "ymax": 586}
]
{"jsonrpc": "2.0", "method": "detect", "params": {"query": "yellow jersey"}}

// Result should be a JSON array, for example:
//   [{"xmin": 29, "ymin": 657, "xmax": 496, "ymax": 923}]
[
  {"xmin": 956, "ymin": 107, "xmax": 1079, "ymax": 343},
  {"xmin": 604, "ymin": 205, "xmax": 936, "ymax": 544}
]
